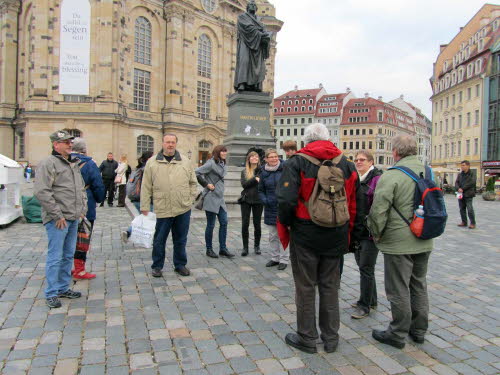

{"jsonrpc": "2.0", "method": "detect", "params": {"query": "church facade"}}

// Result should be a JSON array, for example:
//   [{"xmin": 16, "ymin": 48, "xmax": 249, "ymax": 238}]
[{"xmin": 0, "ymin": 0, "xmax": 282, "ymax": 166}]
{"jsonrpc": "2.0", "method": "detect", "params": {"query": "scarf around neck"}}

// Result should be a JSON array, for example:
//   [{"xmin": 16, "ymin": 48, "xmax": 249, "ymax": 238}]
[
  {"xmin": 265, "ymin": 163, "xmax": 280, "ymax": 172},
  {"xmin": 359, "ymin": 165, "xmax": 375, "ymax": 183}
]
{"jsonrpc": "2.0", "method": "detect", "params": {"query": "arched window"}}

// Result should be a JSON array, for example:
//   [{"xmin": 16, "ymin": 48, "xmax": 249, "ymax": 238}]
[
  {"xmin": 137, "ymin": 135, "xmax": 154, "ymax": 155},
  {"xmin": 63, "ymin": 129, "xmax": 82, "ymax": 138},
  {"xmin": 198, "ymin": 34, "xmax": 212, "ymax": 78},
  {"xmin": 134, "ymin": 17, "xmax": 152, "ymax": 65}
]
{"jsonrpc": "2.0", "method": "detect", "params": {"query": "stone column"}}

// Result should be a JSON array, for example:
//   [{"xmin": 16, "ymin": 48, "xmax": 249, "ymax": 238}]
[{"xmin": 0, "ymin": 0, "xmax": 21, "ymax": 158}]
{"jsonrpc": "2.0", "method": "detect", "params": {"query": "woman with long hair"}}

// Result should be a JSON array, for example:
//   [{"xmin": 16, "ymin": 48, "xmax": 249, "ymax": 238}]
[
  {"xmin": 240, "ymin": 151, "xmax": 263, "ymax": 256},
  {"xmin": 115, "ymin": 155, "xmax": 128, "ymax": 207},
  {"xmin": 195, "ymin": 145, "xmax": 235, "ymax": 259},
  {"xmin": 258, "ymin": 148, "xmax": 288, "ymax": 270}
]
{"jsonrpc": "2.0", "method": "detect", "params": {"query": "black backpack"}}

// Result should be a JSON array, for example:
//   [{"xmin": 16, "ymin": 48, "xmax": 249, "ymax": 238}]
[{"xmin": 389, "ymin": 166, "xmax": 447, "ymax": 240}]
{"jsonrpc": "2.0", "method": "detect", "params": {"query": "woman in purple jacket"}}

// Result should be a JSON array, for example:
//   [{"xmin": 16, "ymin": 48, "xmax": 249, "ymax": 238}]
[{"xmin": 351, "ymin": 150, "xmax": 383, "ymax": 319}]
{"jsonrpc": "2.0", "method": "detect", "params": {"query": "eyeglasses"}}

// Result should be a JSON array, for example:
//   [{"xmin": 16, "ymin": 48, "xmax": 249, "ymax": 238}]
[
  {"xmin": 58, "ymin": 140, "xmax": 72, "ymax": 145},
  {"xmin": 354, "ymin": 158, "xmax": 367, "ymax": 162}
]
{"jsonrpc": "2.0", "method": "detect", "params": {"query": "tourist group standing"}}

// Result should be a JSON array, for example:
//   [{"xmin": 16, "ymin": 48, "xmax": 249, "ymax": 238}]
[{"xmin": 34, "ymin": 125, "xmax": 449, "ymax": 357}]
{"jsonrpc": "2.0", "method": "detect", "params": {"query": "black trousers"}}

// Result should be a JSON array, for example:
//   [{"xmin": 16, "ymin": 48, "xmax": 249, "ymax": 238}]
[
  {"xmin": 290, "ymin": 240, "xmax": 341, "ymax": 346},
  {"xmin": 459, "ymin": 197, "xmax": 476, "ymax": 225},
  {"xmin": 118, "ymin": 185, "xmax": 126, "ymax": 206},
  {"xmin": 240, "ymin": 202, "xmax": 263, "ymax": 249},
  {"xmin": 354, "ymin": 239, "xmax": 379, "ymax": 312},
  {"xmin": 103, "ymin": 179, "xmax": 115, "ymax": 205}
]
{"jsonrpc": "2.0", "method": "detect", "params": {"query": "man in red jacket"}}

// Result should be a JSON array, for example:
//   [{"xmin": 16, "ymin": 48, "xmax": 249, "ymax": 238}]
[{"xmin": 277, "ymin": 123, "xmax": 360, "ymax": 354}]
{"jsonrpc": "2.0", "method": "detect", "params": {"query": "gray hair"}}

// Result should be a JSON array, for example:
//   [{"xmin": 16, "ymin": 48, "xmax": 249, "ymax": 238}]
[
  {"xmin": 304, "ymin": 123, "xmax": 330, "ymax": 144},
  {"xmin": 72, "ymin": 137, "xmax": 87, "ymax": 154},
  {"xmin": 392, "ymin": 135, "xmax": 417, "ymax": 158}
]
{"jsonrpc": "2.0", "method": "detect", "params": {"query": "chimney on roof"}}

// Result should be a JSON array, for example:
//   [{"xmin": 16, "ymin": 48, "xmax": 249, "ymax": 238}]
[
  {"xmin": 364, "ymin": 92, "xmax": 369, "ymax": 99},
  {"xmin": 400, "ymin": 94, "xmax": 404, "ymax": 100},
  {"xmin": 294, "ymin": 85, "xmax": 298, "ymax": 91},
  {"xmin": 346, "ymin": 87, "xmax": 351, "ymax": 93},
  {"xmin": 319, "ymin": 83, "xmax": 323, "ymax": 89},
  {"xmin": 378, "ymin": 96, "xmax": 383, "ymax": 101}
]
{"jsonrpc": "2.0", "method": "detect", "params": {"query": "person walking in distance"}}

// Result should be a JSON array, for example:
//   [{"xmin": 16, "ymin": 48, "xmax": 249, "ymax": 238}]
[
  {"xmin": 141, "ymin": 134, "xmax": 198, "ymax": 278},
  {"xmin": 239, "ymin": 151, "xmax": 263, "ymax": 256},
  {"xmin": 99, "ymin": 152, "xmax": 118, "ymax": 207},
  {"xmin": 351, "ymin": 150, "xmax": 382, "ymax": 319},
  {"xmin": 71, "ymin": 138, "xmax": 105, "ymax": 279},
  {"xmin": 368, "ymin": 135, "xmax": 434, "ymax": 349},
  {"xmin": 258, "ymin": 149, "xmax": 288, "ymax": 270},
  {"xmin": 455, "ymin": 160, "xmax": 477, "ymax": 229},
  {"xmin": 115, "ymin": 155, "xmax": 128, "ymax": 207},
  {"xmin": 277, "ymin": 123, "xmax": 360, "ymax": 353},
  {"xmin": 196, "ymin": 145, "xmax": 235, "ymax": 259},
  {"xmin": 34, "ymin": 130, "xmax": 87, "ymax": 308}
]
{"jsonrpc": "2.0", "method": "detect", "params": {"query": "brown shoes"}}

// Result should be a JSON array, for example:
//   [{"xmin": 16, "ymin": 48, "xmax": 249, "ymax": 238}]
[
  {"xmin": 468, "ymin": 224, "xmax": 476, "ymax": 229},
  {"xmin": 457, "ymin": 223, "xmax": 467, "ymax": 227}
]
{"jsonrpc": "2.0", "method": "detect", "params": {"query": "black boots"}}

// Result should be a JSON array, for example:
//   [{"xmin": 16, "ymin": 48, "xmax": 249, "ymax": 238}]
[{"xmin": 206, "ymin": 249, "xmax": 218, "ymax": 258}]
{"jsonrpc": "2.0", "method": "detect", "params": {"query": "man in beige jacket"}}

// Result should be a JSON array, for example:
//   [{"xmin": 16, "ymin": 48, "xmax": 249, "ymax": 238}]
[{"xmin": 140, "ymin": 134, "xmax": 198, "ymax": 277}]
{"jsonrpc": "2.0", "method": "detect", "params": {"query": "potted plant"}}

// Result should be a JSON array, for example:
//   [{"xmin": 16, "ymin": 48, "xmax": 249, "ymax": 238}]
[{"xmin": 482, "ymin": 177, "xmax": 496, "ymax": 201}]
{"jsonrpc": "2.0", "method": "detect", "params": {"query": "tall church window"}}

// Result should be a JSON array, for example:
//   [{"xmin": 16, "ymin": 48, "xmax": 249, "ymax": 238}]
[
  {"xmin": 133, "ymin": 69, "xmax": 151, "ymax": 111},
  {"xmin": 137, "ymin": 135, "xmax": 154, "ymax": 155},
  {"xmin": 134, "ymin": 17, "xmax": 152, "ymax": 65},
  {"xmin": 198, "ymin": 34, "xmax": 212, "ymax": 78},
  {"xmin": 197, "ymin": 81, "xmax": 211, "ymax": 119}
]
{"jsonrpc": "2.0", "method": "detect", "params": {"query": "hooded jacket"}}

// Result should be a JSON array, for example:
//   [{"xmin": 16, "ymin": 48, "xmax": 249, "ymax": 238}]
[
  {"xmin": 277, "ymin": 141, "xmax": 360, "ymax": 256},
  {"xmin": 71, "ymin": 153, "xmax": 106, "ymax": 221}
]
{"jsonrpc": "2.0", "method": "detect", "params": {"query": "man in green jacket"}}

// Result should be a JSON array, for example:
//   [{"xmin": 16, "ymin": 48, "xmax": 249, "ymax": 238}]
[
  {"xmin": 140, "ymin": 133, "xmax": 198, "ymax": 278},
  {"xmin": 367, "ymin": 135, "xmax": 433, "ymax": 349}
]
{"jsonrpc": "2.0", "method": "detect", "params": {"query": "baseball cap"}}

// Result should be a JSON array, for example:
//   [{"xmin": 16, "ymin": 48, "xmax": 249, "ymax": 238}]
[{"xmin": 49, "ymin": 130, "xmax": 74, "ymax": 142}]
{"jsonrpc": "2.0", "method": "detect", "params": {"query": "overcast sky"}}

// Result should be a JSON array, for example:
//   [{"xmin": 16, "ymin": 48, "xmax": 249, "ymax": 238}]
[{"xmin": 270, "ymin": 0, "xmax": 493, "ymax": 118}]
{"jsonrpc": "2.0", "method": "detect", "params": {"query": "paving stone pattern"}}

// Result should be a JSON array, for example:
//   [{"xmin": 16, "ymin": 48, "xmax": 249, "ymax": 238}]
[{"xmin": 0, "ymin": 195, "xmax": 499, "ymax": 374}]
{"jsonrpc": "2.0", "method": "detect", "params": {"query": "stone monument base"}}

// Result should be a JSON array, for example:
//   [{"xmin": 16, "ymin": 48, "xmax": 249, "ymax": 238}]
[{"xmin": 224, "ymin": 91, "xmax": 276, "ymax": 167}]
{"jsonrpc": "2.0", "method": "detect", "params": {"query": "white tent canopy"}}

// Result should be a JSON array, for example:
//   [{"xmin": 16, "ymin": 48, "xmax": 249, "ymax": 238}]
[{"xmin": 0, "ymin": 154, "xmax": 24, "ymax": 226}]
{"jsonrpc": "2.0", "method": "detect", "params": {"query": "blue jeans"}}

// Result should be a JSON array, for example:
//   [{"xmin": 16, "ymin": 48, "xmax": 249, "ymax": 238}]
[
  {"xmin": 151, "ymin": 210, "xmax": 191, "ymax": 270},
  {"xmin": 44, "ymin": 219, "xmax": 79, "ymax": 298},
  {"xmin": 205, "ymin": 207, "xmax": 228, "ymax": 251}
]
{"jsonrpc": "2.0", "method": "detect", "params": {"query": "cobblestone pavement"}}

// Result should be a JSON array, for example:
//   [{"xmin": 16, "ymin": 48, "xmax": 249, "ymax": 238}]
[{"xmin": 0, "ymin": 195, "xmax": 499, "ymax": 375}]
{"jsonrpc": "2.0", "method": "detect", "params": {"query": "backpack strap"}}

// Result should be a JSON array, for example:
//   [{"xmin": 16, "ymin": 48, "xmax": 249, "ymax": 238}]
[
  {"xmin": 388, "ymin": 166, "xmax": 419, "ymax": 183},
  {"xmin": 388, "ymin": 166, "xmax": 417, "ymax": 226},
  {"xmin": 297, "ymin": 153, "xmax": 321, "ymax": 166},
  {"xmin": 331, "ymin": 154, "xmax": 343, "ymax": 165},
  {"xmin": 297, "ymin": 153, "xmax": 343, "ymax": 166}
]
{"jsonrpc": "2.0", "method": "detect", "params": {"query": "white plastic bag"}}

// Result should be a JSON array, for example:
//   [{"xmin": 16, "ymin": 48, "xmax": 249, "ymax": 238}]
[{"xmin": 129, "ymin": 213, "xmax": 157, "ymax": 249}]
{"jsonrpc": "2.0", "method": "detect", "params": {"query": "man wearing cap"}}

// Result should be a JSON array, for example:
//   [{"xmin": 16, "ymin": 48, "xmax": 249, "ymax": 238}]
[{"xmin": 34, "ymin": 130, "xmax": 88, "ymax": 308}]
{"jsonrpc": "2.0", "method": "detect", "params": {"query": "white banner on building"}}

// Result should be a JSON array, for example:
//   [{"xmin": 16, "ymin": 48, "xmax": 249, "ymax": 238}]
[{"xmin": 59, "ymin": 0, "xmax": 91, "ymax": 95}]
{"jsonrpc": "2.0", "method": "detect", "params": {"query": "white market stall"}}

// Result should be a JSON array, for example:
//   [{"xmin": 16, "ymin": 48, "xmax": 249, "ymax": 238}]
[{"xmin": 0, "ymin": 154, "xmax": 24, "ymax": 226}]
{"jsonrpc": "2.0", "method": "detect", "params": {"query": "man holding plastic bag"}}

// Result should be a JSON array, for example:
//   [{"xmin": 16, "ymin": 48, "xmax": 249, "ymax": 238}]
[{"xmin": 140, "ymin": 134, "xmax": 198, "ymax": 278}]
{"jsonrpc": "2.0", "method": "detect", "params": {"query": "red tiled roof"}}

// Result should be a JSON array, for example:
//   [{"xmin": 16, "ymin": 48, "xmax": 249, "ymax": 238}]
[{"xmin": 275, "ymin": 88, "xmax": 323, "ymax": 100}]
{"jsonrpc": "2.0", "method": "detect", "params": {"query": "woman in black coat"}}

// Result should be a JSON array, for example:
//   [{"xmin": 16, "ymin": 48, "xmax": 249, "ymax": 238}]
[
  {"xmin": 258, "ymin": 149, "xmax": 288, "ymax": 270},
  {"xmin": 239, "ymin": 151, "xmax": 263, "ymax": 256}
]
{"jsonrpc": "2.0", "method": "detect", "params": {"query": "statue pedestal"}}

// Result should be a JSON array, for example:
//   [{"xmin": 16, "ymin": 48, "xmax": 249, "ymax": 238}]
[{"xmin": 224, "ymin": 91, "xmax": 276, "ymax": 166}]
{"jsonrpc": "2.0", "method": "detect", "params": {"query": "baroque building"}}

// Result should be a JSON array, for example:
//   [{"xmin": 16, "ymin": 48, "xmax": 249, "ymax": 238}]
[
  {"xmin": 430, "ymin": 4, "xmax": 500, "ymax": 186},
  {"xmin": 0, "ymin": 0, "xmax": 282, "ymax": 166}
]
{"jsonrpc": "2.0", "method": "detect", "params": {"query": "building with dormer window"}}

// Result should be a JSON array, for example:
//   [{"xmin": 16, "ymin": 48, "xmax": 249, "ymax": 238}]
[{"xmin": 430, "ymin": 4, "xmax": 500, "ymax": 186}]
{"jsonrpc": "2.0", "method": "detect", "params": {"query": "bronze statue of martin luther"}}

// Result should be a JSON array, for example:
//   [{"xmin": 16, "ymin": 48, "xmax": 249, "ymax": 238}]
[{"xmin": 234, "ymin": 0, "xmax": 271, "ymax": 92}]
